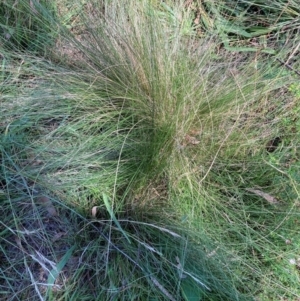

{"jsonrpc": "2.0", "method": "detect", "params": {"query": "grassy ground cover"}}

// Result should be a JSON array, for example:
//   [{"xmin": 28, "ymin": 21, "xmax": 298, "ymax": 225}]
[{"xmin": 1, "ymin": 0, "xmax": 299, "ymax": 300}]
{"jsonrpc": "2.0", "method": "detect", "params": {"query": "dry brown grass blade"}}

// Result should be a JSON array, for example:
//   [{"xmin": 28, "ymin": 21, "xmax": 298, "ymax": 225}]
[
  {"xmin": 149, "ymin": 276, "xmax": 177, "ymax": 301},
  {"xmin": 246, "ymin": 188, "xmax": 280, "ymax": 205}
]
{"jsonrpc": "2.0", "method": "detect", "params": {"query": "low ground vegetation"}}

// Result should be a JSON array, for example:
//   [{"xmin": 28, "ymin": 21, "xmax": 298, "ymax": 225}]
[{"xmin": 1, "ymin": 0, "xmax": 299, "ymax": 300}]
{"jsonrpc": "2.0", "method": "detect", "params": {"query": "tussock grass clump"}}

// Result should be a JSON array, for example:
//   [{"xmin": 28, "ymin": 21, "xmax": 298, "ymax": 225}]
[
  {"xmin": 1, "ymin": 0, "xmax": 299, "ymax": 300},
  {"xmin": 0, "ymin": 0, "xmax": 57, "ymax": 53}
]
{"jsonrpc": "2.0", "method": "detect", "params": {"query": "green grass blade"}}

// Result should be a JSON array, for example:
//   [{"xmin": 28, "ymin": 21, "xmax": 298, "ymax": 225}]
[
  {"xmin": 102, "ymin": 193, "xmax": 131, "ymax": 244},
  {"xmin": 46, "ymin": 245, "xmax": 76, "ymax": 296}
]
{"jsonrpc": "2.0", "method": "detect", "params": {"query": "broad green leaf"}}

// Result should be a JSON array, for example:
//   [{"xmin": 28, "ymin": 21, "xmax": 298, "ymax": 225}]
[
  {"xmin": 216, "ymin": 20, "xmax": 252, "ymax": 38},
  {"xmin": 224, "ymin": 45, "xmax": 275, "ymax": 54},
  {"xmin": 181, "ymin": 279, "xmax": 204, "ymax": 301},
  {"xmin": 248, "ymin": 26, "xmax": 275, "ymax": 36}
]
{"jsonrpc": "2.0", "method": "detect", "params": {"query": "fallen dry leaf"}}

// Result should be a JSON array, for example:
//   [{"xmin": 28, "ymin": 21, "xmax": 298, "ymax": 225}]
[
  {"xmin": 246, "ymin": 188, "xmax": 279, "ymax": 205},
  {"xmin": 37, "ymin": 196, "xmax": 58, "ymax": 216},
  {"xmin": 194, "ymin": 11, "xmax": 200, "ymax": 25},
  {"xmin": 184, "ymin": 134, "xmax": 200, "ymax": 145},
  {"xmin": 91, "ymin": 206, "xmax": 98, "ymax": 217},
  {"xmin": 52, "ymin": 232, "xmax": 67, "ymax": 243}
]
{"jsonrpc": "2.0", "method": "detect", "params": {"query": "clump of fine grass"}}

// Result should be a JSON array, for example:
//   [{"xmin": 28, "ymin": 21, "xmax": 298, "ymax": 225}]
[
  {"xmin": 0, "ymin": 0, "xmax": 58, "ymax": 53},
  {"xmin": 0, "ymin": 3, "xmax": 251, "ymax": 300},
  {"xmin": 1, "ymin": 0, "xmax": 300, "ymax": 300}
]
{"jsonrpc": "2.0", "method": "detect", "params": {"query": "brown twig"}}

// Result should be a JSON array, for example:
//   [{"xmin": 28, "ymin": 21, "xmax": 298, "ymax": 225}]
[{"xmin": 276, "ymin": 58, "xmax": 300, "ymax": 77}]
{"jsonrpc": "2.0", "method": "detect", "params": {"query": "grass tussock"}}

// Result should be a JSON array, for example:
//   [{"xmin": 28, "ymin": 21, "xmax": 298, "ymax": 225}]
[{"xmin": 1, "ymin": 0, "xmax": 300, "ymax": 300}]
